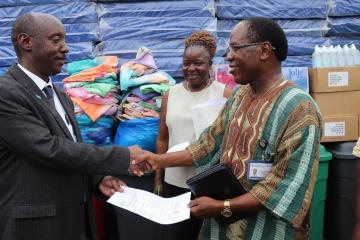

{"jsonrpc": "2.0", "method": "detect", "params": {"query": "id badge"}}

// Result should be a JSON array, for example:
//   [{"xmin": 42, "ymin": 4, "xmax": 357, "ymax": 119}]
[{"xmin": 247, "ymin": 160, "xmax": 273, "ymax": 181}]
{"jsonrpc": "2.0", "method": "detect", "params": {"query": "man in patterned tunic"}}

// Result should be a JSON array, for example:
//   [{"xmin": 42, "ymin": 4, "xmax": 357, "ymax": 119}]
[{"xmin": 131, "ymin": 17, "xmax": 322, "ymax": 240}]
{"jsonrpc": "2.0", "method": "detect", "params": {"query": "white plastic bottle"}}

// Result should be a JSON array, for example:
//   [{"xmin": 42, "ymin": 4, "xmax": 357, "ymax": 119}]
[
  {"xmin": 336, "ymin": 45, "xmax": 346, "ymax": 67},
  {"xmin": 329, "ymin": 45, "xmax": 338, "ymax": 67},
  {"xmin": 343, "ymin": 44, "xmax": 354, "ymax": 66},
  {"xmin": 322, "ymin": 45, "xmax": 331, "ymax": 67},
  {"xmin": 350, "ymin": 43, "xmax": 360, "ymax": 65},
  {"xmin": 312, "ymin": 45, "xmax": 320, "ymax": 68}
]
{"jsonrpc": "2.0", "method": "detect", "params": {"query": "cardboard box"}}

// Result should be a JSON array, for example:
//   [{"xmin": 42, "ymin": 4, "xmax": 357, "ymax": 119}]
[
  {"xmin": 321, "ymin": 115, "xmax": 359, "ymax": 142},
  {"xmin": 311, "ymin": 91, "xmax": 360, "ymax": 116},
  {"xmin": 309, "ymin": 66, "xmax": 360, "ymax": 92}
]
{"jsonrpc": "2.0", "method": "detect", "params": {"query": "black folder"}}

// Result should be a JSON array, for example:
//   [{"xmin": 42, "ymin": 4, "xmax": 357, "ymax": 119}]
[{"xmin": 186, "ymin": 163, "xmax": 254, "ymax": 224}]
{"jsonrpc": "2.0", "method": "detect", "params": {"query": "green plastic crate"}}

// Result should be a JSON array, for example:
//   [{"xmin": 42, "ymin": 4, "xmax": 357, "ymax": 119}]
[{"xmin": 310, "ymin": 145, "xmax": 332, "ymax": 240}]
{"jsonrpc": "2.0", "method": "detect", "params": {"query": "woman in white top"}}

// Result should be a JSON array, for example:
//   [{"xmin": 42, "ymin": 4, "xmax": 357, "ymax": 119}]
[{"xmin": 154, "ymin": 31, "xmax": 232, "ymax": 240}]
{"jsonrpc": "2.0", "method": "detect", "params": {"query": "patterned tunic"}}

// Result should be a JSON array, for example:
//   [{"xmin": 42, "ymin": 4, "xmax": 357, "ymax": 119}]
[{"xmin": 187, "ymin": 81, "xmax": 322, "ymax": 240}]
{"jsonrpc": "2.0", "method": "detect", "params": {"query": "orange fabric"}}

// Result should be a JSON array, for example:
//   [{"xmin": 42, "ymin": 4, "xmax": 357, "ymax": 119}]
[
  {"xmin": 64, "ymin": 64, "xmax": 117, "ymax": 83},
  {"xmin": 71, "ymin": 97, "xmax": 112, "ymax": 122}
]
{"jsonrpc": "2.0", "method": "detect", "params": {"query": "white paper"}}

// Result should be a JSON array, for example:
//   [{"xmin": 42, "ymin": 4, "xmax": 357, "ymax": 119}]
[
  {"xmin": 328, "ymin": 71, "xmax": 348, "ymax": 87},
  {"xmin": 324, "ymin": 121, "xmax": 345, "ymax": 137},
  {"xmin": 107, "ymin": 186, "xmax": 191, "ymax": 224},
  {"xmin": 191, "ymin": 98, "xmax": 227, "ymax": 139},
  {"xmin": 167, "ymin": 142, "xmax": 189, "ymax": 153}
]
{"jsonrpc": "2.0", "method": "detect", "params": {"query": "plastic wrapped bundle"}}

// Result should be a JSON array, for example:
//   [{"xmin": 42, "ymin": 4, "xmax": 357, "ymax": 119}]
[
  {"xmin": 0, "ymin": 41, "xmax": 94, "ymax": 67},
  {"xmin": 0, "ymin": 2, "xmax": 97, "ymax": 26},
  {"xmin": 329, "ymin": 0, "xmax": 360, "ymax": 17},
  {"xmin": 282, "ymin": 55, "xmax": 312, "ymax": 67},
  {"xmin": 218, "ymin": 19, "xmax": 329, "ymax": 38},
  {"xmin": 94, "ymin": 37, "xmax": 227, "ymax": 60},
  {"xmin": 287, "ymin": 37, "xmax": 331, "ymax": 56},
  {"xmin": 97, "ymin": 0, "xmax": 214, "ymax": 18},
  {"xmin": 328, "ymin": 17, "xmax": 360, "ymax": 36},
  {"xmin": 0, "ymin": 0, "xmax": 91, "ymax": 7},
  {"xmin": 216, "ymin": 0, "xmax": 328, "ymax": 19},
  {"xmin": 99, "ymin": 16, "xmax": 216, "ymax": 41}
]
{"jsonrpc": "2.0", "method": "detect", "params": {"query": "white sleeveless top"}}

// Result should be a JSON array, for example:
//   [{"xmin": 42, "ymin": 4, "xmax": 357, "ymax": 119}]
[{"xmin": 165, "ymin": 81, "xmax": 226, "ymax": 188}]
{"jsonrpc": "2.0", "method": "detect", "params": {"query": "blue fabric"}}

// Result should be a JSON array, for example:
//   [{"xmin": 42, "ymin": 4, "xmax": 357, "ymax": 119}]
[{"xmin": 76, "ymin": 115, "xmax": 114, "ymax": 146}]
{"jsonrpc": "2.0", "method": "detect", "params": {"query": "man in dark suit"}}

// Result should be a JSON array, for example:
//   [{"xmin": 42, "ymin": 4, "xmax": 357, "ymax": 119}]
[{"xmin": 0, "ymin": 12, "xmax": 139, "ymax": 240}]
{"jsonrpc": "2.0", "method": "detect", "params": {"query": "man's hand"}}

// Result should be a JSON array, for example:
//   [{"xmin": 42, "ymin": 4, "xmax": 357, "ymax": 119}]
[
  {"xmin": 128, "ymin": 144, "xmax": 143, "ymax": 159},
  {"xmin": 129, "ymin": 150, "xmax": 161, "ymax": 176},
  {"xmin": 98, "ymin": 176, "xmax": 126, "ymax": 197},
  {"xmin": 188, "ymin": 196, "xmax": 223, "ymax": 219}
]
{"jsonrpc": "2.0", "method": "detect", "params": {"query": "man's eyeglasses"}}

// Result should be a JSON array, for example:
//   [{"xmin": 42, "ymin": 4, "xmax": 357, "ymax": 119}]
[{"xmin": 227, "ymin": 42, "xmax": 276, "ymax": 53}]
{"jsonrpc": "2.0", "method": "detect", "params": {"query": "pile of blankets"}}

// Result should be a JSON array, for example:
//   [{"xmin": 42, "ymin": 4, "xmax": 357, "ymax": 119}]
[
  {"xmin": 113, "ymin": 47, "xmax": 176, "ymax": 152},
  {"xmin": 117, "ymin": 47, "xmax": 176, "ymax": 121},
  {"xmin": 63, "ymin": 56, "xmax": 119, "ymax": 146}
]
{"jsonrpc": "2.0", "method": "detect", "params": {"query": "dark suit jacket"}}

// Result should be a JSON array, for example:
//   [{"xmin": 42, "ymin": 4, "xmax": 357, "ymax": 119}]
[{"xmin": 0, "ymin": 65, "xmax": 130, "ymax": 240}]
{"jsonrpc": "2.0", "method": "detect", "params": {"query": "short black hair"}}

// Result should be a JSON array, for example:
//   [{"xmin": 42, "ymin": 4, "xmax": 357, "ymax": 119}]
[
  {"xmin": 245, "ymin": 17, "xmax": 288, "ymax": 62},
  {"xmin": 11, "ymin": 13, "xmax": 38, "ymax": 57}
]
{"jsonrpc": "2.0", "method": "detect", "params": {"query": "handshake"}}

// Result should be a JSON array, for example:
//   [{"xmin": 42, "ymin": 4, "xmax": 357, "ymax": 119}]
[
  {"xmin": 128, "ymin": 145, "xmax": 162, "ymax": 176},
  {"xmin": 127, "ymin": 144, "xmax": 192, "ymax": 176}
]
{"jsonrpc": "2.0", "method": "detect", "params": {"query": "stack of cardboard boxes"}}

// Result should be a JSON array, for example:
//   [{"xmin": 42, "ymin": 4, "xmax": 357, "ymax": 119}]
[{"xmin": 309, "ymin": 66, "xmax": 360, "ymax": 142}]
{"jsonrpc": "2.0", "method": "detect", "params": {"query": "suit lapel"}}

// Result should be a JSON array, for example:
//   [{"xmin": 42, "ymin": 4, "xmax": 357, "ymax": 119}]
[
  {"xmin": 54, "ymin": 86, "xmax": 82, "ymax": 142},
  {"xmin": 9, "ymin": 65, "xmax": 74, "ymax": 141}
]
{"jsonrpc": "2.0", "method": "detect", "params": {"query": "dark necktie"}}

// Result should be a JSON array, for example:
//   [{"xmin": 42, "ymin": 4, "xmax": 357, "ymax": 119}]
[{"xmin": 43, "ymin": 85, "xmax": 56, "ymax": 109}]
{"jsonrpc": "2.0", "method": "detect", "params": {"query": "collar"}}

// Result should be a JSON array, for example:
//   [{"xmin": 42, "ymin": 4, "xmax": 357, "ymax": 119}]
[{"xmin": 18, "ymin": 64, "xmax": 53, "ymax": 91}]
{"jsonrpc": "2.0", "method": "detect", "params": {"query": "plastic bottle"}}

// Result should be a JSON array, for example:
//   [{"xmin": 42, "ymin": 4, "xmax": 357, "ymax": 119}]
[
  {"xmin": 322, "ymin": 45, "xmax": 331, "ymax": 67},
  {"xmin": 350, "ymin": 43, "xmax": 360, "ymax": 65},
  {"xmin": 343, "ymin": 44, "xmax": 354, "ymax": 66},
  {"xmin": 329, "ymin": 45, "xmax": 338, "ymax": 67},
  {"xmin": 336, "ymin": 45, "xmax": 346, "ymax": 67},
  {"xmin": 312, "ymin": 45, "xmax": 320, "ymax": 68}
]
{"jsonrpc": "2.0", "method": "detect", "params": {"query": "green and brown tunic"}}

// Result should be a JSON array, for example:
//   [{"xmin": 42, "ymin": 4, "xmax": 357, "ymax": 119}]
[{"xmin": 187, "ymin": 80, "xmax": 322, "ymax": 240}]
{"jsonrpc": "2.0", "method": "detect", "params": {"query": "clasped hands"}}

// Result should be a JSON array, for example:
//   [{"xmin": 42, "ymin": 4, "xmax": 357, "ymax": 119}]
[{"xmin": 128, "ymin": 145, "xmax": 160, "ymax": 176}]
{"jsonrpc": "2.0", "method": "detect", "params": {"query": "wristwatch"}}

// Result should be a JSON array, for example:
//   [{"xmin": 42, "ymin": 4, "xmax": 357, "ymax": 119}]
[{"xmin": 220, "ymin": 199, "xmax": 232, "ymax": 218}]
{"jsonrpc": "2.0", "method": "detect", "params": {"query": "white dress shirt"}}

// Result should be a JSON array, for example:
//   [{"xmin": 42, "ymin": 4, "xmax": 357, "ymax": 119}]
[{"xmin": 18, "ymin": 64, "xmax": 77, "ymax": 142}]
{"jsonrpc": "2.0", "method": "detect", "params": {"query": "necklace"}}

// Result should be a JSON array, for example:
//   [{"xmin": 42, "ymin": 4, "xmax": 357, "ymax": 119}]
[{"xmin": 185, "ymin": 79, "xmax": 212, "ymax": 92}]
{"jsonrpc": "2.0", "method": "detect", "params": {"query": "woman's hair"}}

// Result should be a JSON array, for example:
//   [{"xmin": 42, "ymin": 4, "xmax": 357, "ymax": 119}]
[{"xmin": 184, "ymin": 30, "xmax": 217, "ymax": 60}]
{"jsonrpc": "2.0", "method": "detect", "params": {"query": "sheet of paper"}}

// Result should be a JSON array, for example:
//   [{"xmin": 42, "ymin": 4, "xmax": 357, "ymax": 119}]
[
  {"xmin": 107, "ymin": 186, "xmax": 191, "ymax": 225},
  {"xmin": 191, "ymin": 98, "xmax": 227, "ymax": 139},
  {"xmin": 167, "ymin": 141, "xmax": 189, "ymax": 153}
]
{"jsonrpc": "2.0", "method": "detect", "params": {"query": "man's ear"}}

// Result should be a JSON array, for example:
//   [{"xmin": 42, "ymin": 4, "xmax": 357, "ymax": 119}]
[
  {"xmin": 17, "ymin": 33, "xmax": 32, "ymax": 52},
  {"xmin": 259, "ymin": 42, "xmax": 273, "ymax": 61}
]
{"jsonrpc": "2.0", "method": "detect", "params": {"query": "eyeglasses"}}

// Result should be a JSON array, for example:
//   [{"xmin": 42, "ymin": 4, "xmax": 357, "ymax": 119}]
[{"xmin": 227, "ymin": 42, "xmax": 276, "ymax": 53}]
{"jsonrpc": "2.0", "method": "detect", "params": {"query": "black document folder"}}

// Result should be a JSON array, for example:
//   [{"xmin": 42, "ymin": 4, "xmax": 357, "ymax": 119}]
[{"xmin": 186, "ymin": 163, "xmax": 254, "ymax": 224}]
